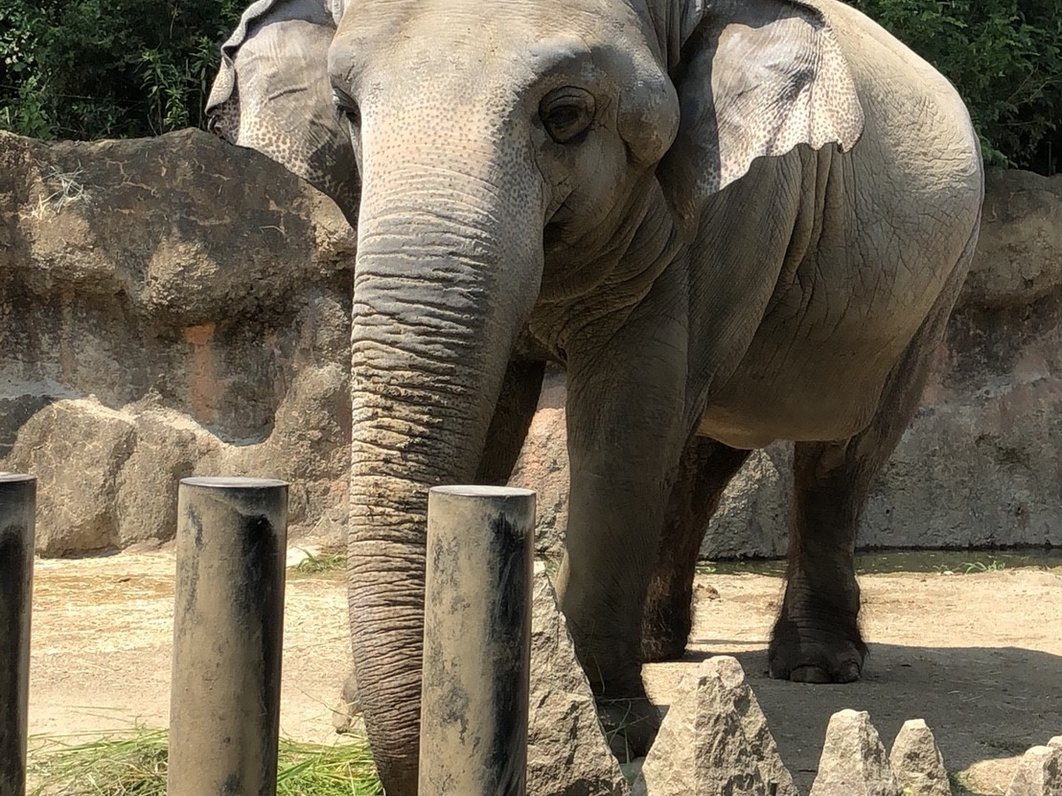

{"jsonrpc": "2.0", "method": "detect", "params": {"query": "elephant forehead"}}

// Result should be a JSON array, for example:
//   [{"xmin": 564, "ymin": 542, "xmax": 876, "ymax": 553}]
[{"xmin": 329, "ymin": 0, "xmax": 648, "ymax": 89}]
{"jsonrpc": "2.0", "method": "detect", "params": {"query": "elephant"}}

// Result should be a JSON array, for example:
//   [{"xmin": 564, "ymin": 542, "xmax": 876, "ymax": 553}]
[{"xmin": 206, "ymin": 0, "xmax": 983, "ymax": 791}]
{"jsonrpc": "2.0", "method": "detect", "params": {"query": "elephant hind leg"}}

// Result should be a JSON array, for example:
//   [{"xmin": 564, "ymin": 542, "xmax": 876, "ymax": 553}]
[
  {"xmin": 641, "ymin": 437, "xmax": 750, "ymax": 662},
  {"xmin": 769, "ymin": 242, "xmax": 974, "ymax": 683},
  {"xmin": 474, "ymin": 359, "xmax": 546, "ymax": 485}
]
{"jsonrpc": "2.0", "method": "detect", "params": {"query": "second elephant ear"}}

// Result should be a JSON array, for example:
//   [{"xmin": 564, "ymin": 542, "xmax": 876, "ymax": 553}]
[
  {"xmin": 662, "ymin": 0, "xmax": 864, "ymax": 223},
  {"xmin": 206, "ymin": 0, "xmax": 359, "ymax": 225}
]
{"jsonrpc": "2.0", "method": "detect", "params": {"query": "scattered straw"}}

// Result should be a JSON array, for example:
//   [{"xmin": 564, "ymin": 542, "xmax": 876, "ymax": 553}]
[
  {"xmin": 22, "ymin": 163, "xmax": 89, "ymax": 220},
  {"xmin": 28, "ymin": 726, "xmax": 382, "ymax": 795}
]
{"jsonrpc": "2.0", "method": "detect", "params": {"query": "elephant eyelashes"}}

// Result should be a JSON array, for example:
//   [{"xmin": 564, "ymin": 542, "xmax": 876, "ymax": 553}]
[
  {"xmin": 332, "ymin": 88, "xmax": 361, "ymax": 128},
  {"xmin": 540, "ymin": 87, "xmax": 595, "ymax": 144}
]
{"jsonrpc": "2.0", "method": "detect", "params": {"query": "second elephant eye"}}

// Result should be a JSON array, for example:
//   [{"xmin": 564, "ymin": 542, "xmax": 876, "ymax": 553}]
[{"xmin": 540, "ymin": 87, "xmax": 595, "ymax": 144}]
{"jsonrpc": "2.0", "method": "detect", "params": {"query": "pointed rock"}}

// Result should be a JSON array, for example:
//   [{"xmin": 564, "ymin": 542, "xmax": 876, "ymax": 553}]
[
  {"xmin": 632, "ymin": 655, "xmax": 797, "ymax": 796},
  {"xmin": 810, "ymin": 709, "xmax": 901, "ymax": 796},
  {"xmin": 889, "ymin": 719, "xmax": 950, "ymax": 796},
  {"xmin": 527, "ymin": 563, "xmax": 629, "ymax": 796},
  {"xmin": 331, "ymin": 669, "xmax": 362, "ymax": 734},
  {"xmin": 1004, "ymin": 745, "xmax": 1062, "ymax": 796}
]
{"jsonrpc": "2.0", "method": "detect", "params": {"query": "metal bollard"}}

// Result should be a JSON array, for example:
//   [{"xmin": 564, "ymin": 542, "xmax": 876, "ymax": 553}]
[
  {"xmin": 167, "ymin": 477, "xmax": 288, "ymax": 796},
  {"xmin": 0, "ymin": 474, "xmax": 35, "ymax": 796},
  {"xmin": 418, "ymin": 485, "xmax": 536, "ymax": 796}
]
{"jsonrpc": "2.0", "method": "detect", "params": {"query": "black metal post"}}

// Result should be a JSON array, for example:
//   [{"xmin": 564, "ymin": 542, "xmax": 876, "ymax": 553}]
[
  {"xmin": 167, "ymin": 477, "xmax": 288, "ymax": 796},
  {"xmin": 418, "ymin": 485, "xmax": 536, "ymax": 796},
  {"xmin": 0, "ymin": 474, "xmax": 35, "ymax": 796}
]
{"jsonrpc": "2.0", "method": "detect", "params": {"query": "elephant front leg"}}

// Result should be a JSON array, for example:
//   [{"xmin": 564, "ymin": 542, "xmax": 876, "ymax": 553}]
[
  {"xmin": 555, "ymin": 290, "xmax": 688, "ymax": 761},
  {"xmin": 641, "ymin": 437, "xmax": 750, "ymax": 663}
]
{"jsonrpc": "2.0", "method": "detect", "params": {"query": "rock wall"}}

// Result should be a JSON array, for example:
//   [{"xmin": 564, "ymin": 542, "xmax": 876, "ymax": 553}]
[
  {"xmin": 0, "ymin": 129, "xmax": 356, "ymax": 554},
  {"xmin": 1, "ymin": 129, "xmax": 1059, "ymax": 556}
]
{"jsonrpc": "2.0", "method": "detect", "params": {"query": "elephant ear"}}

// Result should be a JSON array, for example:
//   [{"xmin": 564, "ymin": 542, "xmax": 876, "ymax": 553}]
[
  {"xmin": 206, "ymin": 0, "xmax": 359, "ymax": 224},
  {"xmin": 662, "ymin": 0, "xmax": 864, "ymax": 222}
]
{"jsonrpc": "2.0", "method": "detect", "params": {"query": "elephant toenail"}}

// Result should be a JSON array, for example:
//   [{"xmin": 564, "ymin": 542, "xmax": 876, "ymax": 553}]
[
  {"xmin": 837, "ymin": 661, "xmax": 862, "ymax": 682},
  {"xmin": 789, "ymin": 665, "xmax": 832, "ymax": 684}
]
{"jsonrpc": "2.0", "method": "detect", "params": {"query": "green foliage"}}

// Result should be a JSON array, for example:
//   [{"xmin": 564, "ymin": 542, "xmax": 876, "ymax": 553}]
[
  {"xmin": 1, "ymin": 0, "xmax": 1060, "ymax": 171},
  {"xmin": 291, "ymin": 548, "xmax": 347, "ymax": 577},
  {"xmin": 0, "ymin": 0, "xmax": 242, "ymax": 141},
  {"xmin": 850, "ymin": 0, "xmax": 1061, "ymax": 172}
]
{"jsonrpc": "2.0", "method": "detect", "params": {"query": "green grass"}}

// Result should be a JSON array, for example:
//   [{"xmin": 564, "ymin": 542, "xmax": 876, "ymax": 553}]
[
  {"xmin": 290, "ymin": 549, "xmax": 347, "ymax": 577},
  {"xmin": 948, "ymin": 770, "xmax": 978, "ymax": 794},
  {"xmin": 933, "ymin": 559, "xmax": 1008, "ymax": 575},
  {"xmin": 28, "ymin": 727, "xmax": 382, "ymax": 796},
  {"xmin": 961, "ymin": 559, "xmax": 1007, "ymax": 574}
]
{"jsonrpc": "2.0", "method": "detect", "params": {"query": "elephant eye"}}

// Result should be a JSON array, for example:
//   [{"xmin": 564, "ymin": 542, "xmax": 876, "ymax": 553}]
[
  {"xmin": 332, "ymin": 88, "xmax": 361, "ymax": 127},
  {"xmin": 540, "ymin": 87, "xmax": 595, "ymax": 144}
]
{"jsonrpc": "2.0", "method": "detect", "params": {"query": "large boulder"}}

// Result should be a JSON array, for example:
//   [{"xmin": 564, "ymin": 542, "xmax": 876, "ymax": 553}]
[
  {"xmin": 0, "ymin": 129, "xmax": 355, "ymax": 552},
  {"xmin": 1004, "ymin": 745, "xmax": 1062, "ymax": 796}
]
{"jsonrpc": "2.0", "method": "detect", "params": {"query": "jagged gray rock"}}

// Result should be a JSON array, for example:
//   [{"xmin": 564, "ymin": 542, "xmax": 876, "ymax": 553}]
[
  {"xmin": 1004, "ymin": 745, "xmax": 1062, "ymax": 796},
  {"xmin": 632, "ymin": 655, "xmax": 797, "ymax": 796},
  {"xmin": 810, "ymin": 709, "xmax": 901, "ymax": 796},
  {"xmin": 889, "ymin": 719, "xmax": 950, "ymax": 796},
  {"xmin": 332, "ymin": 669, "xmax": 363, "ymax": 734},
  {"xmin": 527, "ymin": 563, "xmax": 629, "ymax": 796}
]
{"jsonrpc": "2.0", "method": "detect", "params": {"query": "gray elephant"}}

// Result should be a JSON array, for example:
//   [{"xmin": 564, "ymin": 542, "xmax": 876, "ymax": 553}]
[{"xmin": 207, "ymin": 0, "xmax": 983, "ymax": 790}]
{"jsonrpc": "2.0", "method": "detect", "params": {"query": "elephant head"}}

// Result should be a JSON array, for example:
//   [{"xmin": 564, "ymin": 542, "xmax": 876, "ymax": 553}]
[{"xmin": 208, "ymin": 0, "xmax": 862, "ymax": 791}]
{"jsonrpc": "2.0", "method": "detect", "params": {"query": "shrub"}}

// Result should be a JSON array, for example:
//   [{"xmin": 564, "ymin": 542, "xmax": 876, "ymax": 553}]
[
  {"xmin": 851, "ymin": 0, "xmax": 1061, "ymax": 172},
  {"xmin": 0, "ymin": 0, "xmax": 242, "ymax": 140}
]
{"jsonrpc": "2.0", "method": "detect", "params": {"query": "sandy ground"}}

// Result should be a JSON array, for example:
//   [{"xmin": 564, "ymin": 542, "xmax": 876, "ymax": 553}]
[{"xmin": 25, "ymin": 550, "xmax": 1062, "ymax": 795}]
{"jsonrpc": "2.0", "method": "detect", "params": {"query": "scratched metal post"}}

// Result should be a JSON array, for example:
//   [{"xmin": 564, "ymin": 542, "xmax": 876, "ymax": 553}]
[
  {"xmin": 167, "ymin": 477, "xmax": 288, "ymax": 796},
  {"xmin": 418, "ymin": 485, "xmax": 536, "ymax": 796},
  {"xmin": 0, "ymin": 474, "xmax": 35, "ymax": 796}
]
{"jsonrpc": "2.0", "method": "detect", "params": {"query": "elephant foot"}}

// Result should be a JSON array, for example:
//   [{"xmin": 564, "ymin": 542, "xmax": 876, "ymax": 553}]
[
  {"xmin": 640, "ymin": 584, "xmax": 693, "ymax": 663},
  {"xmin": 768, "ymin": 615, "xmax": 867, "ymax": 683},
  {"xmin": 596, "ymin": 693, "xmax": 661, "ymax": 763},
  {"xmin": 639, "ymin": 622, "xmax": 689, "ymax": 663}
]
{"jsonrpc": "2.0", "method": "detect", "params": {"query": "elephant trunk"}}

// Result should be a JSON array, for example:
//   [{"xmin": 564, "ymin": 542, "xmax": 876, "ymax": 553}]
[{"xmin": 347, "ymin": 151, "xmax": 544, "ymax": 792}]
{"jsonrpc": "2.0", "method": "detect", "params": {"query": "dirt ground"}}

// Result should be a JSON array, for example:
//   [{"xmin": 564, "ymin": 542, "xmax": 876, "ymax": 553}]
[{"xmin": 26, "ymin": 550, "xmax": 1062, "ymax": 795}]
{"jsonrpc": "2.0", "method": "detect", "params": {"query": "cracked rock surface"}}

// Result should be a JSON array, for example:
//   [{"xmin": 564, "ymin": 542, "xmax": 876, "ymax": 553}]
[{"xmin": 633, "ymin": 655, "xmax": 796, "ymax": 796}]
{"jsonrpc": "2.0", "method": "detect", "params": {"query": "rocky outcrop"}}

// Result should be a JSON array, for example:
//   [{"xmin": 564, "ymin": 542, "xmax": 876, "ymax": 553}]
[
  {"xmin": 1004, "ymin": 744, "xmax": 1062, "ymax": 796},
  {"xmin": 888, "ymin": 719, "xmax": 950, "ymax": 796},
  {"xmin": 632, "ymin": 656, "xmax": 796, "ymax": 796},
  {"xmin": 1, "ymin": 129, "xmax": 1059, "ymax": 556},
  {"xmin": 809, "ymin": 709, "xmax": 900, "ymax": 796},
  {"xmin": 526, "ymin": 564, "xmax": 629, "ymax": 796},
  {"xmin": 0, "ymin": 129, "xmax": 354, "ymax": 553}
]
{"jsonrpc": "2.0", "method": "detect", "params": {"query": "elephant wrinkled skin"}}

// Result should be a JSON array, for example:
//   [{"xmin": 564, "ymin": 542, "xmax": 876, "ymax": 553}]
[{"xmin": 208, "ymin": 0, "xmax": 983, "ymax": 790}]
